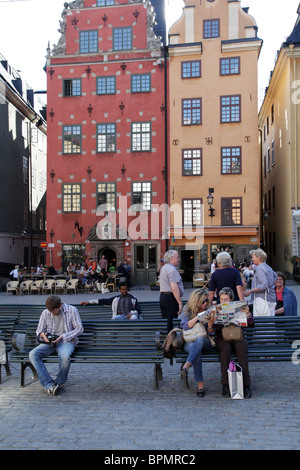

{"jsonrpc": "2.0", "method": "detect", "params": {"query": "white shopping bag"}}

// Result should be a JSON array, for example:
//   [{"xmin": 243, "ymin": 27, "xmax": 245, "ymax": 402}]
[
  {"xmin": 0, "ymin": 340, "xmax": 6, "ymax": 365},
  {"xmin": 227, "ymin": 361, "xmax": 244, "ymax": 399}
]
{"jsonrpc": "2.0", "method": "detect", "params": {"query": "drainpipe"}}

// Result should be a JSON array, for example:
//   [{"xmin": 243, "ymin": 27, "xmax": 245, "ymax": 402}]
[
  {"xmin": 289, "ymin": 44, "xmax": 298, "ymax": 211},
  {"xmin": 163, "ymin": 45, "xmax": 169, "ymax": 251}
]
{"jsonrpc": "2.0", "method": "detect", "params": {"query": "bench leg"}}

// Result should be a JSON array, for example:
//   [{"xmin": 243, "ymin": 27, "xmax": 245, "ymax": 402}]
[
  {"xmin": 21, "ymin": 362, "xmax": 38, "ymax": 387},
  {"xmin": 154, "ymin": 363, "xmax": 162, "ymax": 390},
  {"xmin": 181, "ymin": 365, "xmax": 189, "ymax": 389},
  {"xmin": 4, "ymin": 356, "xmax": 12, "ymax": 377}
]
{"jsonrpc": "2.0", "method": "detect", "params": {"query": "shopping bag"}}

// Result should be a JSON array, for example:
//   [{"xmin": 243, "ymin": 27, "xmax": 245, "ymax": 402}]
[
  {"xmin": 227, "ymin": 361, "xmax": 244, "ymax": 399},
  {"xmin": 0, "ymin": 340, "xmax": 6, "ymax": 365}
]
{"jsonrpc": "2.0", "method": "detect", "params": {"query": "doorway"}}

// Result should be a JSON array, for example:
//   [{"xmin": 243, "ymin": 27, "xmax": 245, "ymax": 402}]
[
  {"xmin": 134, "ymin": 244, "xmax": 157, "ymax": 285},
  {"xmin": 99, "ymin": 248, "xmax": 116, "ymax": 272},
  {"xmin": 181, "ymin": 250, "xmax": 195, "ymax": 282}
]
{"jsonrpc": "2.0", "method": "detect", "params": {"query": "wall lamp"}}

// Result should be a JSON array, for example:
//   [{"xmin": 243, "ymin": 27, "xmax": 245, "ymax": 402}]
[
  {"xmin": 74, "ymin": 221, "xmax": 83, "ymax": 237},
  {"xmin": 207, "ymin": 188, "xmax": 215, "ymax": 218}
]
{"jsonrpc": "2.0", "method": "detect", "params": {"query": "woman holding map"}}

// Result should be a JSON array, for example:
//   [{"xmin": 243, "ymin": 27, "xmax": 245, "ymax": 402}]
[{"xmin": 215, "ymin": 287, "xmax": 254, "ymax": 399}]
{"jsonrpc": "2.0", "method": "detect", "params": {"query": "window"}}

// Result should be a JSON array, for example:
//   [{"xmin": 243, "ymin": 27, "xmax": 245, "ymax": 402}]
[
  {"xmin": 272, "ymin": 140, "xmax": 275, "ymax": 166},
  {"xmin": 132, "ymin": 182, "xmax": 152, "ymax": 210},
  {"xmin": 62, "ymin": 184, "xmax": 81, "ymax": 213},
  {"xmin": 97, "ymin": 124, "xmax": 116, "ymax": 153},
  {"xmin": 131, "ymin": 122, "xmax": 151, "ymax": 151},
  {"xmin": 63, "ymin": 79, "xmax": 81, "ymax": 97},
  {"xmin": 63, "ymin": 125, "xmax": 82, "ymax": 154},
  {"xmin": 220, "ymin": 57, "xmax": 240, "ymax": 76},
  {"xmin": 221, "ymin": 198, "xmax": 242, "ymax": 225},
  {"xmin": 203, "ymin": 19, "xmax": 220, "ymax": 38},
  {"xmin": 97, "ymin": 76, "xmax": 116, "ymax": 95},
  {"xmin": 113, "ymin": 27, "xmax": 132, "ymax": 51},
  {"xmin": 182, "ymin": 149, "xmax": 202, "ymax": 176},
  {"xmin": 23, "ymin": 156, "xmax": 28, "ymax": 184},
  {"xmin": 182, "ymin": 98, "xmax": 202, "ymax": 125},
  {"xmin": 220, "ymin": 95, "xmax": 241, "ymax": 123},
  {"xmin": 97, "ymin": 0, "xmax": 114, "ymax": 5},
  {"xmin": 181, "ymin": 61, "xmax": 201, "ymax": 78},
  {"xmin": 97, "ymin": 183, "xmax": 116, "ymax": 211},
  {"xmin": 79, "ymin": 30, "xmax": 98, "ymax": 53},
  {"xmin": 267, "ymin": 147, "xmax": 271, "ymax": 171},
  {"xmin": 221, "ymin": 147, "xmax": 241, "ymax": 174},
  {"xmin": 131, "ymin": 74, "xmax": 151, "ymax": 93},
  {"xmin": 183, "ymin": 199, "xmax": 202, "ymax": 226}
]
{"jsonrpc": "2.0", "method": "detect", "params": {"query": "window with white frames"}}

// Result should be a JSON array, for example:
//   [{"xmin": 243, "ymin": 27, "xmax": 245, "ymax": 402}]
[
  {"xmin": 183, "ymin": 199, "xmax": 202, "ymax": 226},
  {"xmin": 132, "ymin": 182, "xmax": 152, "ymax": 210},
  {"xmin": 131, "ymin": 122, "xmax": 151, "ymax": 151},
  {"xmin": 182, "ymin": 149, "xmax": 202, "ymax": 176},
  {"xmin": 97, "ymin": 124, "xmax": 116, "ymax": 153}
]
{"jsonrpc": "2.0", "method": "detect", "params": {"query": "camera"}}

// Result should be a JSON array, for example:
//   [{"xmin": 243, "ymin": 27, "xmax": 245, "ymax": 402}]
[{"xmin": 38, "ymin": 332, "xmax": 59, "ymax": 347}]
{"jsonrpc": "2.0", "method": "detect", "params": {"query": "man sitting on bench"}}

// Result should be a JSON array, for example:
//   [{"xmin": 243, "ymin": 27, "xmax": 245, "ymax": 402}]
[
  {"xmin": 81, "ymin": 282, "xmax": 142, "ymax": 320},
  {"xmin": 29, "ymin": 296, "xmax": 83, "ymax": 396}
]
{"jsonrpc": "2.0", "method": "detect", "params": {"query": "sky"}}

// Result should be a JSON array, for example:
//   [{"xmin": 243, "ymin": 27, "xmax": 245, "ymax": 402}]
[{"xmin": 0, "ymin": 0, "xmax": 299, "ymax": 107}]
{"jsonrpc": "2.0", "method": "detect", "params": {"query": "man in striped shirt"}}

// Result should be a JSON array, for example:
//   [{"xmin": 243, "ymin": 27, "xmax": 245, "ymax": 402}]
[{"xmin": 29, "ymin": 296, "xmax": 83, "ymax": 395}]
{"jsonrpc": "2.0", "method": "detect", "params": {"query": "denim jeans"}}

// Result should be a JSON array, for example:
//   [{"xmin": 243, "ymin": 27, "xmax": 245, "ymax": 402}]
[
  {"xmin": 29, "ymin": 341, "xmax": 75, "ymax": 390},
  {"xmin": 112, "ymin": 315, "xmax": 139, "ymax": 320},
  {"xmin": 183, "ymin": 336, "xmax": 213, "ymax": 383}
]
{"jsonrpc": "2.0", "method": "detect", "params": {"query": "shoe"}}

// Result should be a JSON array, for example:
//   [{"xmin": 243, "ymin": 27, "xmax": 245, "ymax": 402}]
[
  {"xmin": 222, "ymin": 385, "xmax": 230, "ymax": 397},
  {"xmin": 196, "ymin": 388, "xmax": 205, "ymax": 397},
  {"xmin": 244, "ymin": 386, "xmax": 252, "ymax": 399},
  {"xmin": 47, "ymin": 383, "xmax": 59, "ymax": 396}
]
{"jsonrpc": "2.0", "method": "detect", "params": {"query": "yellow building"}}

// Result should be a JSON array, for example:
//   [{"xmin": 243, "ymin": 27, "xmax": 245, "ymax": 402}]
[
  {"xmin": 167, "ymin": 0, "xmax": 262, "ymax": 279},
  {"xmin": 258, "ymin": 6, "xmax": 300, "ymax": 277}
]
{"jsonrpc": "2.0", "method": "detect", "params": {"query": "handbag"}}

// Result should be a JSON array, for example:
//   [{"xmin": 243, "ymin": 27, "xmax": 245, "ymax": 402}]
[
  {"xmin": 183, "ymin": 321, "xmax": 207, "ymax": 343},
  {"xmin": 222, "ymin": 324, "xmax": 244, "ymax": 342},
  {"xmin": 228, "ymin": 361, "xmax": 244, "ymax": 399},
  {"xmin": 253, "ymin": 290, "xmax": 270, "ymax": 316}
]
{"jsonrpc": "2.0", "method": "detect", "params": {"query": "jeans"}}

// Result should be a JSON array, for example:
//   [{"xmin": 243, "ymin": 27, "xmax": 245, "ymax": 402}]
[
  {"xmin": 29, "ymin": 341, "xmax": 75, "ymax": 390},
  {"xmin": 112, "ymin": 315, "xmax": 139, "ymax": 320},
  {"xmin": 183, "ymin": 336, "xmax": 213, "ymax": 383}
]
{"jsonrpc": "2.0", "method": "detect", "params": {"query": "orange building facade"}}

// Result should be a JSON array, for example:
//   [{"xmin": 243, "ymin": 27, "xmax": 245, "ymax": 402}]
[{"xmin": 168, "ymin": 0, "xmax": 262, "ymax": 279}]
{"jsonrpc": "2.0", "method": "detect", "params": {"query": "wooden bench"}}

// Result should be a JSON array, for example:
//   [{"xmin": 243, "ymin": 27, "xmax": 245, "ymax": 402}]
[
  {"xmin": 171, "ymin": 316, "xmax": 300, "ymax": 388},
  {"xmin": 0, "ymin": 318, "xmax": 17, "ymax": 383},
  {"xmin": 10, "ymin": 319, "xmax": 168, "ymax": 389},
  {"xmin": 0, "ymin": 302, "xmax": 167, "ymax": 333}
]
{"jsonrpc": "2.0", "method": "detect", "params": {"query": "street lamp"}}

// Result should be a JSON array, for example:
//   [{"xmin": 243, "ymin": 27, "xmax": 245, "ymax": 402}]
[{"xmin": 207, "ymin": 188, "xmax": 215, "ymax": 217}]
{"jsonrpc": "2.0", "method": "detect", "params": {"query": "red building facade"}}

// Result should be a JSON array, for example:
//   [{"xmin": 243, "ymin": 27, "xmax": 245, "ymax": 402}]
[{"xmin": 46, "ymin": 0, "xmax": 167, "ymax": 284}]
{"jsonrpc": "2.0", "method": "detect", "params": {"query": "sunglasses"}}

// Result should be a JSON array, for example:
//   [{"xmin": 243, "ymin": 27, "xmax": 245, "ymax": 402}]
[{"xmin": 202, "ymin": 299, "xmax": 208, "ymax": 304}]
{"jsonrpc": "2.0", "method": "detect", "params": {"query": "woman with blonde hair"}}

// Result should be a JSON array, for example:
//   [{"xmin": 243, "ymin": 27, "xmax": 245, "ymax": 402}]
[{"xmin": 180, "ymin": 288, "xmax": 216, "ymax": 397}]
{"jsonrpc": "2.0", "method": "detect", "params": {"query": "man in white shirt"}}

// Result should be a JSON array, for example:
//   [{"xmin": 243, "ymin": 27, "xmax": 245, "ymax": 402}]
[{"xmin": 159, "ymin": 250, "xmax": 184, "ymax": 332}]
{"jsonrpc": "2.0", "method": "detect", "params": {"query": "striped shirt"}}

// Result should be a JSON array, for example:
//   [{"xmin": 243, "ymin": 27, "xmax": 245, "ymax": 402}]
[{"xmin": 36, "ymin": 303, "xmax": 83, "ymax": 346}]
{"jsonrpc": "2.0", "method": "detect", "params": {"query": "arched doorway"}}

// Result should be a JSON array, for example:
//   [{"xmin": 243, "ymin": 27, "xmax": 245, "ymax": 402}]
[{"xmin": 99, "ymin": 248, "xmax": 116, "ymax": 272}]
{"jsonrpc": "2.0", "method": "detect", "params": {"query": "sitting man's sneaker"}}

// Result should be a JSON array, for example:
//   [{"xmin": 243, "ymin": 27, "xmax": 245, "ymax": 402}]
[
  {"xmin": 222, "ymin": 385, "xmax": 230, "ymax": 397},
  {"xmin": 244, "ymin": 386, "xmax": 252, "ymax": 398}
]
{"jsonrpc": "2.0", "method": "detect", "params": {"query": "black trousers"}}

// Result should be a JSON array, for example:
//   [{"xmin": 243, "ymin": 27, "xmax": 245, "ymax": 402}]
[
  {"xmin": 215, "ymin": 336, "xmax": 251, "ymax": 386},
  {"xmin": 160, "ymin": 292, "xmax": 179, "ymax": 333}
]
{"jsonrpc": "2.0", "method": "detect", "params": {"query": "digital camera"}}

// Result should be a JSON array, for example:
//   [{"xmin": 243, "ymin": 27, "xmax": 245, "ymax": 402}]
[{"xmin": 38, "ymin": 333, "xmax": 59, "ymax": 348}]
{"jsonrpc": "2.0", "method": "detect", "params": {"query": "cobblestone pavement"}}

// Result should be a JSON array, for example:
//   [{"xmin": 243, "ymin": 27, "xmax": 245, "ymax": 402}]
[
  {"xmin": 1, "ymin": 358, "xmax": 300, "ymax": 450},
  {"xmin": 1, "ymin": 283, "xmax": 300, "ymax": 451}
]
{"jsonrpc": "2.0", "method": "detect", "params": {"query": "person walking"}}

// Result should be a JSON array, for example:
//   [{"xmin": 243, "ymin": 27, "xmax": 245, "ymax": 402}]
[{"xmin": 159, "ymin": 250, "xmax": 184, "ymax": 332}]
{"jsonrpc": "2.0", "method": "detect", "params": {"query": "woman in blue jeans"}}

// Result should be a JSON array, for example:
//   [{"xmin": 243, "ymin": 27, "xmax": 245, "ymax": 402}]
[{"xmin": 180, "ymin": 289, "xmax": 216, "ymax": 397}]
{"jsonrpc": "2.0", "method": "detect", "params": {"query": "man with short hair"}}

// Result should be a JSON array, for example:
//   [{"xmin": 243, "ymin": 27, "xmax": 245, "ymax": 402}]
[
  {"xmin": 81, "ymin": 282, "xmax": 141, "ymax": 320},
  {"xmin": 29, "ymin": 296, "xmax": 83, "ymax": 395}
]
